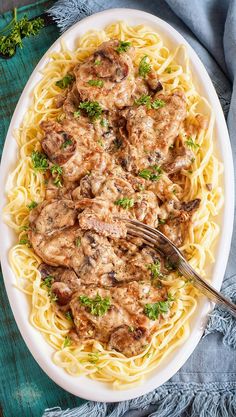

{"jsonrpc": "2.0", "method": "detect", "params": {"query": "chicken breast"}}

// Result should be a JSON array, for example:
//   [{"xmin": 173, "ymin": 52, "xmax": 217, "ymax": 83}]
[{"xmin": 74, "ymin": 40, "xmax": 136, "ymax": 110}]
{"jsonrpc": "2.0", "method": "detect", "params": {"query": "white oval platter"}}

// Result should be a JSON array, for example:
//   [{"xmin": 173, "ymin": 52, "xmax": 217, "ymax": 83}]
[{"xmin": 0, "ymin": 8, "xmax": 234, "ymax": 403}]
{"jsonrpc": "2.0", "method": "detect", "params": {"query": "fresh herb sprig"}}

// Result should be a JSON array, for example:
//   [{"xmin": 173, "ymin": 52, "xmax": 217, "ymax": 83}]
[
  {"xmin": 79, "ymin": 293, "xmax": 111, "ymax": 316},
  {"xmin": 0, "ymin": 11, "xmax": 42, "ymax": 54},
  {"xmin": 0, "ymin": 9, "xmax": 44, "ymax": 58}
]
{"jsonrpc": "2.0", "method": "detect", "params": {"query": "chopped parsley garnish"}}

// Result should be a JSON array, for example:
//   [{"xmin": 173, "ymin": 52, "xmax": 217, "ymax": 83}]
[
  {"xmin": 31, "ymin": 151, "xmax": 48, "ymax": 171},
  {"xmin": 152, "ymin": 99, "xmax": 165, "ymax": 109},
  {"xmin": 55, "ymin": 74, "xmax": 75, "ymax": 89},
  {"xmin": 135, "ymin": 94, "xmax": 152, "ymax": 107},
  {"xmin": 94, "ymin": 59, "xmax": 101, "ymax": 66},
  {"xmin": 65, "ymin": 311, "xmax": 73, "ymax": 322},
  {"xmin": 79, "ymin": 101, "xmax": 103, "ymax": 120},
  {"xmin": 100, "ymin": 118, "xmax": 108, "ymax": 128},
  {"xmin": 185, "ymin": 136, "xmax": 200, "ymax": 150},
  {"xmin": 75, "ymin": 237, "xmax": 81, "ymax": 247},
  {"xmin": 97, "ymin": 139, "xmax": 104, "ymax": 147},
  {"xmin": 50, "ymin": 164, "xmax": 63, "ymax": 187},
  {"xmin": 27, "ymin": 201, "xmax": 38, "ymax": 210},
  {"xmin": 87, "ymin": 79, "xmax": 104, "ymax": 88},
  {"xmin": 41, "ymin": 275, "xmax": 54, "ymax": 289},
  {"xmin": 114, "ymin": 197, "xmax": 134, "ymax": 209},
  {"xmin": 79, "ymin": 293, "xmax": 111, "ymax": 316},
  {"xmin": 73, "ymin": 110, "xmax": 81, "ymax": 118},
  {"xmin": 166, "ymin": 67, "xmax": 172, "ymax": 74},
  {"xmin": 135, "ymin": 95, "xmax": 165, "ymax": 110},
  {"xmin": 146, "ymin": 260, "xmax": 162, "ymax": 279},
  {"xmin": 191, "ymin": 157, "xmax": 195, "ymax": 163},
  {"xmin": 88, "ymin": 352, "xmax": 99, "ymax": 364},
  {"xmin": 61, "ymin": 139, "xmax": 73, "ymax": 149},
  {"xmin": 144, "ymin": 299, "xmax": 171, "ymax": 320},
  {"xmin": 0, "ymin": 9, "xmax": 44, "ymax": 58},
  {"xmin": 158, "ymin": 218, "xmax": 166, "ymax": 225},
  {"xmin": 63, "ymin": 336, "xmax": 71, "ymax": 348},
  {"xmin": 116, "ymin": 41, "xmax": 131, "ymax": 53},
  {"xmin": 19, "ymin": 237, "xmax": 31, "ymax": 246},
  {"xmin": 138, "ymin": 56, "xmax": 151, "ymax": 78},
  {"xmin": 138, "ymin": 165, "xmax": 162, "ymax": 181}
]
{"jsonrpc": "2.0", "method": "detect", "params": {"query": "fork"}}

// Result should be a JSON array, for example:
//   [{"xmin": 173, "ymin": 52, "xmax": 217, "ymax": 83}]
[{"xmin": 124, "ymin": 218, "xmax": 236, "ymax": 318}]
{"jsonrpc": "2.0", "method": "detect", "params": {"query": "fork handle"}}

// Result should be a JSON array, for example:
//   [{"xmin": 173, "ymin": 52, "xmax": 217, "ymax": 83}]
[{"xmin": 179, "ymin": 261, "xmax": 236, "ymax": 318}]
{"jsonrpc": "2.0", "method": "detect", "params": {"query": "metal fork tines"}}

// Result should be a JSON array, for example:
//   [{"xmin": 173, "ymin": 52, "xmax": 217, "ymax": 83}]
[{"xmin": 125, "ymin": 218, "xmax": 236, "ymax": 318}]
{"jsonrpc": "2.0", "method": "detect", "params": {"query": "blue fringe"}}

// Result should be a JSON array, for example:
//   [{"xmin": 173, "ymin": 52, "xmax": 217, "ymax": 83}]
[
  {"xmin": 47, "ymin": 0, "xmax": 106, "ymax": 33},
  {"xmin": 42, "ymin": 382, "xmax": 236, "ymax": 416},
  {"xmin": 205, "ymin": 278, "xmax": 236, "ymax": 349}
]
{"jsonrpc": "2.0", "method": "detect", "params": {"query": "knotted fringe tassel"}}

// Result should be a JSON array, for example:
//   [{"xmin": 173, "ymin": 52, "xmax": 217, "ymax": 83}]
[
  {"xmin": 42, "ymin": 382, "xmax": 236, "ymax": 417},
  {"xmin": 205, "ymin": 279, "xmax": 236, "ymax": 349},
  {"xmin": 47, "ymin": 0, "xmax": 105, "ymax": 33}
]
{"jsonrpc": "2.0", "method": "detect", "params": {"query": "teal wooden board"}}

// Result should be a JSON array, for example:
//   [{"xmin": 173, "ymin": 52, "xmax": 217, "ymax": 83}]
[{"xmin": 0, "ymin": 2, "xmax": 85, "ymax": 416}]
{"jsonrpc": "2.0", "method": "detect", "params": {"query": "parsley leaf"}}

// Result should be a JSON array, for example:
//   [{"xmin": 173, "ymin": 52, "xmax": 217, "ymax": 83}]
[
  {"xmin": 79, "ymin": 293, "xmax": 111, "ymax": 316},
  {"xmin": 138, "ymin": 165, "xmax": 162, "ymax": 181},
  {"xmin": 138, "ymin": 56, "xmax": 151, "ymax": 78},
  {"xmin": 50, "ymin": 164, "xmax": 63, "ymax": 187},
  {"xmin": 65, "ymin": 311, "xmax": 73, "ymax": 322},
  {"xmin": 87, "ymin": 79, "xmax": 104, "ymax": 88},
  {"xmin": 63, "ymin": 336, "xmax": 71, "ymax": 348},
  {"xmin": 79, "ymin": 101, "xmax": 103, "ymax": 120},
  {"xmin": 114, "ymin": 197, "xmax": 134, "ymax": 209},
  {"xmin": 144, "ymin": 299, "xmax": 170, "ymax": 320},
  {"xmin": 185, "ymin": 136, "xmax": 200, "ymax": 150},
  {"xmin": 31, "ymin": 151, "xmax": 48, "ymax": 171},
  {"xmin": 73, "ymin": 110, "xmax": 81, "ymax": 118},
  {"xmin": 61, "ymin": 139, "xmax": 73, "ymax": 149},
  {"xmin": 19, "ymin": 237, "xmax": 31, "ymax": 247},
  {"xmin": 146, "ymin": 260, "xmax": 162, "ymax": 279},
  {"xmin": 27, "ymin": 201, "xmax": 38, "ymax": 210},
  {"xmin": 135, "ymin": 94, "xmax": 152, "ymax": 108},
  {"xmin": 116, "ymin": 41, "xmax": 131, "ymax": 53},
  {"xmin": 152, "ymin": 99, "xmax": 165, "ymax": 109},
  {"xmin": 94, "ymin": 59, "xmax": 101, "ymax": 66},
  {"xmin": 100, "ymin": 118, "xmax": 108, "ymax": 128},
  {"xmin": 55, "ymin": 74, "xmax": 75, "ymax": 89},
  {"xmin": 41, "ymin": 275, "xmax": 54, "ymax": 289},
  {"xmin": 135, "ymin": 95, "xmax": 165, "ymax": 110}
]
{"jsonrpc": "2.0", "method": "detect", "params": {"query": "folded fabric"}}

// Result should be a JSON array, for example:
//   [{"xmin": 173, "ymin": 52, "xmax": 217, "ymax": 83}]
[{"xmin": 42, "ymin": 0, "xmax": 236, "ymax": 416}]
